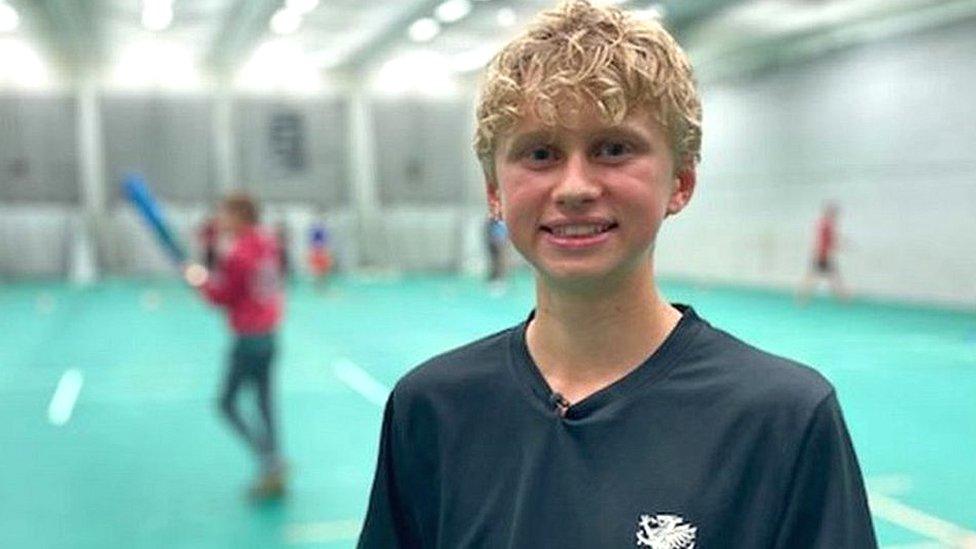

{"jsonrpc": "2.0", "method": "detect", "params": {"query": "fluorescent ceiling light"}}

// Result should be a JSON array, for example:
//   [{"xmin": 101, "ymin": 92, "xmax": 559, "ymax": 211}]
[
  {"xmin": 270, "ymin": 8, "xmax": 302, "ymax": 35},
  {"xmin": 631, "ymin": 4, "xmax": 666, "ymax": 21},
  {"xmin": 0, "ymin": 3, "xmax": 20, "ymax": 33},
  {"xmin": 372, "ymin": 50, "xmax": 459, "ymax": 98},
  {"xmin": 286, "ymin": 0, "xmax": 319, "ymax": 15},
  {"xmin": 496, "ymin": 7, "xmax": 516, "ymax": 28},
  {"xmin": 0, "ymin": 37, "xmax": 51, "ymax": 88},
  {"xmin": 235, "ymin": 39, "xmax": 324, "ymax": 94},
  {"xmin": 311, "ymin": 49, "xmax": 341, "ymax": 69},
  {"xmin": 109, "ymin": 39, "xmax": 201, "ymax": 91},
  {"xmin": 408, "ymin": 18, "xmax": 440, "ymax": 42},
  {"xmin": 141, "ymin": 1, "xmax": 174, "ymax": 32},
  {"xmin": 435, "ymin": 0, "xmax": 472, "ymax": 23},
  {"xmin": 449, "ymin": 42, "xmax": 503, "ymax": 73}
]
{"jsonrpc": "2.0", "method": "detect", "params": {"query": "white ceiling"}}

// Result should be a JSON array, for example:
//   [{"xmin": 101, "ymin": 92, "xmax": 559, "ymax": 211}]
[
  {"xmin": 6, "ymin": 0, "xmax": 744, "ymax": 74},
  {"xmin": 6, "ymin": 0, "xmax": 975, "ymax": 84}
]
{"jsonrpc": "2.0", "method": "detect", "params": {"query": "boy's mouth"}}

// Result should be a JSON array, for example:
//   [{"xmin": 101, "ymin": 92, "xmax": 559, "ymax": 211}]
[{"xmin": 541, "ymin": 221, "xmax": 618, "ymax": 237}]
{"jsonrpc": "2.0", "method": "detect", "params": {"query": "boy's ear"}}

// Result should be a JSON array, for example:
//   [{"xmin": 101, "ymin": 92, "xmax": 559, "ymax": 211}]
[
  {"xmin": 666, "ymin": 162, "xmax": 697, "ymax": 217},
  {"xmin": 486, "ymin": 178, "xmax": 502, "ymax": 219}
]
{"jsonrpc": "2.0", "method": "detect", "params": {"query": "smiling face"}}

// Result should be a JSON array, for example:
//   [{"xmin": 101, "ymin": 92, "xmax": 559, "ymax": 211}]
[{"xmin": 489, "ymin": 107, "xmax": 696, "ymax": 292}]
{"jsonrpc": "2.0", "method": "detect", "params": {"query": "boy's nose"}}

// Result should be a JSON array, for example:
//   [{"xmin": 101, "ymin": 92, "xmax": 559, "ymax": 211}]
[{"xmin": 553, "ymin": 153, "xmax": 601, "ymax": 208}]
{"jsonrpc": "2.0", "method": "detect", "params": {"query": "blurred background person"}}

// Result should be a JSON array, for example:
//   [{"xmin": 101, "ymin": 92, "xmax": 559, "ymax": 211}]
[
  {"xmin": 184, "ymin": 192, "xmax": 287, "ymax": 500},
  {"xmin": 797, "ymin": 201, "xmax": 849, "ymax": 304},
  {"xmin": 485, "ymin": 214, "xmax": 508, "ymax": 292},
  {"xmin": 307, "ymin": 212, "xmax": 333, "ymax": 291}
]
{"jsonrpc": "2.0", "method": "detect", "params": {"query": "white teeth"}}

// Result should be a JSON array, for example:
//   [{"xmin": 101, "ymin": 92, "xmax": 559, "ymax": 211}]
[{"xmin": 551, "ymin": 224, "xmax": 609, "ymax": 237}]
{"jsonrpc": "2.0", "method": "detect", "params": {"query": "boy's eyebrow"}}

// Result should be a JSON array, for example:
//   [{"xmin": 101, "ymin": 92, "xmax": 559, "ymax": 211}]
[
  {"xmin": 504, "ymin": 130, "xmax": 557, "ymax": 156},
  {"xmin": 501, "ymin": 124, "xmax": 653, "ymax": 158},
  {"xmin": 590, "ymin": 125, "xmax": 651, "ymax": 143}
]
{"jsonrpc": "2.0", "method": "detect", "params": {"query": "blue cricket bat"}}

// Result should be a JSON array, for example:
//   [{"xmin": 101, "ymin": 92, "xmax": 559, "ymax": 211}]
[{"xmin": 121, "ymin": 174, "xmax": 188, "ymax": 264}]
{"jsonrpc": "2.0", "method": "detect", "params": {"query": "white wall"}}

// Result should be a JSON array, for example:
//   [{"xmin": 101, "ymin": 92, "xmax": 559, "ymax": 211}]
[
  {"xmin": 0, "ymin": 205, "xmax": 73, "ymax": 277},
  {"xmin": 4, "ymin": 21, "xmax": 975, "ymax": 306},
  {"xmin": 657, "ymin": 19, "xmax": 976, "ymax": 307}
]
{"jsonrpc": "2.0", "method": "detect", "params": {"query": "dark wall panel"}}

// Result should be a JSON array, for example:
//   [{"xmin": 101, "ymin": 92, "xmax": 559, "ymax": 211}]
[
  {"xmin": 101, "ymin": 95, "xmax": 214, "ymax": 203},
  {"xmin": 234, "ymin": 97, "xmax": 348, "ymax": 207},
  {"xmin": 373, "ymin": 99, "xmax": 470, "ymax": 206},
  {"xmin": 0, "ymin": 94, "xmax": 78, "ymax": 203}
]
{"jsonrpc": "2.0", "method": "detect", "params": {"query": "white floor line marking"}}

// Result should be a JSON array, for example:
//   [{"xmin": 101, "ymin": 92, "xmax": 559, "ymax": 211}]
[
  {"xmin": 871, "ymin": 493, "xmax": 976, "ymax": 548},
  {"xmin": 867, "ymin": 474, "xmax": 915, "ymax": 497},
  {"xmin": 333, "ymin": 359, "xmax": 389, "ymax": 407},
  {"xmin": 284, "ymin": 519, "xmax": 362, "ymax": 544},
  {"xmin": 48, "ymin": 369, "xmax": 83, "ymax": 426},
  {"xmin": 882, "ymin": 542, "xmax": 946, "ymax": 549}
]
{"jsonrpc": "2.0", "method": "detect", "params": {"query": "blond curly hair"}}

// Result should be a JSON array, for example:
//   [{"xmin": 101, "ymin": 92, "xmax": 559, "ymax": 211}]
[{"xmin": 474, "ymin": 0, "xmax": 702, "ymax": 183}]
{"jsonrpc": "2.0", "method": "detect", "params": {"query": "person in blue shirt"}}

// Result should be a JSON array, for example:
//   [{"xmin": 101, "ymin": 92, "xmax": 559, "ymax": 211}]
[
  {"xmin": 485, "ymin": 216, "xmax": 509, "ymax": 287},
  {"xmin": 307, "ymin": 214, "xmax": 333, "ymax": 291}
]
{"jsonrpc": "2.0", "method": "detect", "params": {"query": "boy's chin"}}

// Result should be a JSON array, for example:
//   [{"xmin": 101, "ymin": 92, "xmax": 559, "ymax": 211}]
[
  {"xmin": 533, "ymin": 256, "xmax": 652, "ymax": 292},
  {"xmin": 536, "ymin": 263, "xmax": 621, "ymax": 290}
]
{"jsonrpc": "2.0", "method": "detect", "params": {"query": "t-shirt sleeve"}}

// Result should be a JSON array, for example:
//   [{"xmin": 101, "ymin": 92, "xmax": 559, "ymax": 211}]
[
  {"xmin": 357, "ymin": 394, "xmax": 422, "ymax": 548},
  {"xmin": 773, "ymin": 391, "xmax": 878, "ymax": 548}
]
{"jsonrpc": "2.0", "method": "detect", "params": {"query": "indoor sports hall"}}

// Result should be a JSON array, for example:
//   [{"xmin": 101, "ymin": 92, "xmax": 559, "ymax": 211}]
[{"xmin": 1, "ymin": 1, "xmax": 974, "ymax": 548}]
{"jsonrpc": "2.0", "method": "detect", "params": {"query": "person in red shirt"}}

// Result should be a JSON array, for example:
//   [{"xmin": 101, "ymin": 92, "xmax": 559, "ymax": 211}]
[
  {"xmin": 798, "ymin": 202, "xmax": 849, "ymax": 304},
  {"xmin": 183, "ymin": 192, "xmax": 287, "ymax": 499}
]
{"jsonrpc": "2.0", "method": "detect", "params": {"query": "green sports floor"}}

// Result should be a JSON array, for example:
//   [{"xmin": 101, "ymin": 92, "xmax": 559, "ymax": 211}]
[{"xmin": 1, "ymin": 272, "xmax": 974, "ymax": 548}]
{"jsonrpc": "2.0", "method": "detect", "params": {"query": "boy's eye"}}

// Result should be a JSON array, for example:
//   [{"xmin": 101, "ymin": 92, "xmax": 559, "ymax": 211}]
[
  {"xmin": 595, "ymin": 141, "xmax": 631, "ymax": 158},
  {"xmin": 530, "ymin": 148, "xmax": 552, "ymax": 160},
  {"xmin": 525, "ymin": 146, "xmax": 558, "ymax": 164}
]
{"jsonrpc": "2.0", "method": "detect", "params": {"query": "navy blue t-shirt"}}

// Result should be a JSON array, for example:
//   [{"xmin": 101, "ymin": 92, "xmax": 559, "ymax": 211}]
[{"xmin": 358, "ymin": 306, "xmax": 877, "ymax": 548}]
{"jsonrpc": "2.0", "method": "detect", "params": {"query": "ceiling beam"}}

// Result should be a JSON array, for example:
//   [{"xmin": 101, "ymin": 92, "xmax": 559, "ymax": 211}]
[
  {"xmin": 664, "ymin": 0, "xmax": 750, "ymax": 32},
  {"xmin": 40, "ymin": 0, "xmax": 102, "ymax": 70},
  {"xmin": 338, "ymin": 0, "xmax": 446, "ymax": 73},
  {"xmin": 691, "ymin": 0, "xmax": 976, "ymax": 82},
  {"xmin": 6, "ymin": 0, "xmax": 101, "ymax": 74},
  {"xmin": 207, "ymin": 0, "xmax": 282, "ymax": 75}
]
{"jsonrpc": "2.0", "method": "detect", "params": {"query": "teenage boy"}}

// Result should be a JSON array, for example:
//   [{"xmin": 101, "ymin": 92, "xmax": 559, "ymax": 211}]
[{"xmin": 359, "ymin": 2, "xmax": 876, "ymax": 547}]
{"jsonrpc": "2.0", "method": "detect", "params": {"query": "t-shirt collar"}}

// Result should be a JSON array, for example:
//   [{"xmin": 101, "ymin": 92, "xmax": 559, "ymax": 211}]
[{"xmin": 507, "ymin": 304, "xmax": 704, "ymax": 420}]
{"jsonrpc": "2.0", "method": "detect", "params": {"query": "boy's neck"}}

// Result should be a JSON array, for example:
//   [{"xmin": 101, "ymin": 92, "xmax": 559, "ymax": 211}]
[{"xmin": 526, "ymin": 262, "xmax": 681, "ymax": 404}]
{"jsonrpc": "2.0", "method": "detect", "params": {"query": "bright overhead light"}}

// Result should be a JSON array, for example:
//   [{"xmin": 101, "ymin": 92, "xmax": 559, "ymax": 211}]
[
  {"xmin": 435, "ymin": 0, "xmax": 472, "ymax": 24},
  {"xmin": 449, "ymin": 42, "xmax": 503, "ymax": 73},
  {"xmin": 310, "ymin": 49, "xmax": 341, "ymax": 69},
  {"xmin": 0, "ymin": 3, "xmax": 20, "ymax": 33},
  {"xmin": 372, "ymin": 50, "xmax": 459, "ymax": 98},
  {"xmin": 235, "ymin": 39, "xmax": 324, "ymax": 94},
  {"xmin": 631, "ymin": 4, "xmax": 666, "ymax": 21},
  {"xmin": 408, "ymin": 18, "xmax": 440, "ymax": 42},
  {"xmin": 141, "ymin": 2, "xmax": 174, "ymax": 32},
  {"xmin": 286, "ymin": 0, "xmax": 319, "ymax": 15},
  {"xmin": 496, "ymin": 7, "xmax": 516, "ymax": 28},
  {"xmin": 270, "ymin": 8, "xmax": 302, "ymax": 35},
  {"xmin": 109, "ymin": 39, "xmax": 201, "ymax": 91},
  {"xmin": 0, "ymin": 37, "xmax": 51, "ymax": 88}
]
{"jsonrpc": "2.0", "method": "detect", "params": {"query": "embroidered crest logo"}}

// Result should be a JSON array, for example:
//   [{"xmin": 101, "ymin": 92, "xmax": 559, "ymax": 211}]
[{"xmin": 635, "ymin": 513, "xmax": 697, "ymax": 548}]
